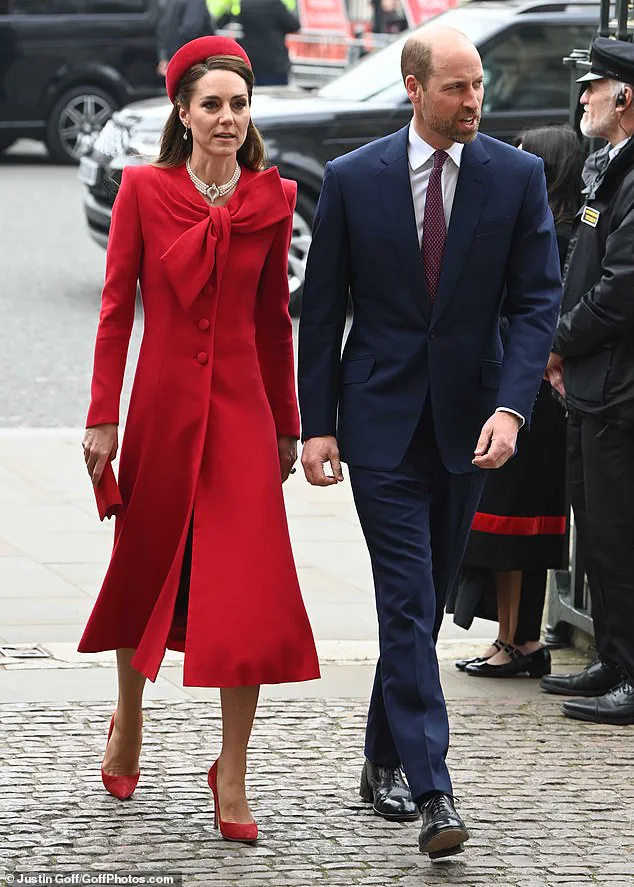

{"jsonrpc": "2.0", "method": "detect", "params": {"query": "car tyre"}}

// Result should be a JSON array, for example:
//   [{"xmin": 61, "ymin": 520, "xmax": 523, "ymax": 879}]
[
  {"xmin": 46, "ymin": 85, "xmax": 118, "ymax": 164},
  {"xmin": 288, "ymin": 190, "xmax": 316, "ymax": 317}
]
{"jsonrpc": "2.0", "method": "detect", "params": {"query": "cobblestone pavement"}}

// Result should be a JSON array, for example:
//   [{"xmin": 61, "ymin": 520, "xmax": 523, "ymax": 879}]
[{"xmin": 1, "ymin": 698, "xmax": 633, "ymax": 887}]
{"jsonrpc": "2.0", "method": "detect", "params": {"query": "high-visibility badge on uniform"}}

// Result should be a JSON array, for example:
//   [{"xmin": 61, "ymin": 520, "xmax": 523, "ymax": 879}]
[{"xmin": 581, "ymin": 206, "xmax": 600, "ymax": 228}]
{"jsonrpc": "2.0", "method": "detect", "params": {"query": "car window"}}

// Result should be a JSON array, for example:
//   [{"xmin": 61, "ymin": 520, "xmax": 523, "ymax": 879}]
[
  {"xmin": 7, "ymin": 0, "xmax": 148, "ymax": 11},
  {"xmin": 482, "ymin": 23, "xmax": 596, "ymax": 112},
  {"xmin": 319, "ymin": 7, "xmax": 509, "ymax": 102}
]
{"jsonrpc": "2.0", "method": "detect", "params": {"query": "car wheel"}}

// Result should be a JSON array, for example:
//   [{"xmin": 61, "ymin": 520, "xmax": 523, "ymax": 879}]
[
  {"xmin": 288, "ymin": 190, "xmax": 315, "ymax": 317},
  {"xmin": 0, "ymin": 134, "xmax": 16, "ymax": 153},
  {"xmin": 46, "ymin": 86, "xmax": 118, "ymax": 164}
]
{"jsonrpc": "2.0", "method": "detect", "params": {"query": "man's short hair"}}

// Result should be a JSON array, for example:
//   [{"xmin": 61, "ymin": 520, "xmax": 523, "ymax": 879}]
[{"xmin": 401, "ymin": 38, "xmax": 434, "ymax": 87}]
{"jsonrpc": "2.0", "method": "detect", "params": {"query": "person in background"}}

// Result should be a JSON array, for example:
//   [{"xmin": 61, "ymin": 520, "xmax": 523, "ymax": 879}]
[
  {"xmin": 157, "ymin": 0, "xmax": 215, "ymax": 77},
  {"xmin": 543, "ymin": 37, "xmax": 634, "ymax": 725},
  {"xmin": 448, "ymin": 125, "xmax": 583, "ymax": 679},
  {"xmin": 380, "ymin": 0, "xmax": 408, "ymax": 34},
  {"xmin": 211, "ymin": 0, "xmax": 300, "ymax": 87}
]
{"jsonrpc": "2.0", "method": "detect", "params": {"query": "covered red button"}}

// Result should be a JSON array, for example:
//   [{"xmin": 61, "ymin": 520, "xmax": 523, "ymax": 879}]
[
  {"xmin": 197, "ymin": 318, "xmax": 210, "ymax": 331},
  {"xmin": 196, "ymin": 352, "xmax": 208, "ymax": 365}
]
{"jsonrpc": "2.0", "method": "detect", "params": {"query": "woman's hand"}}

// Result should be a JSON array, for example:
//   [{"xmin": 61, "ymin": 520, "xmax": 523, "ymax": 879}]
[
  {"xmin": 278, "ymin": 435, "xmax": 298, "ymax": 483},
  {"xmin": 82, "ymin": 424, "xmax": 118, "ymax": 486}
]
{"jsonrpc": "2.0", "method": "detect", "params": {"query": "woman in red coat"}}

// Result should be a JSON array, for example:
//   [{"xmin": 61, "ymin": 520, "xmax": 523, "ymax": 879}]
[{"xmin": 79, "ymin": 36, "xmax": 320, "ymax": 842}]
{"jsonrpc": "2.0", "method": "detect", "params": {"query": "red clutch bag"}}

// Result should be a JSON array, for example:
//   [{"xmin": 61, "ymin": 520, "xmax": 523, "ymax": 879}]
[{"xmin": 93, "ymin": 461, "xmax": 122, "ymax": 521}]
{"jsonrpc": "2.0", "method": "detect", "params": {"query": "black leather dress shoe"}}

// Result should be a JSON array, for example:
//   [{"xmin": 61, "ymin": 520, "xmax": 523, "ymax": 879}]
[
  {"xmin": 540, "ymin": 658, "xmax": 622, "ymax": 697},
  {"xmin": 562, "ymin": 679, "xmax": 634, "ymax": 725},
  {"xmin": 455, "ymin": 639, "xmax": 503, "ymax": 671},
  {"xmin": 418, "ymin": 793, "xmax": 469, "ymax": 860},
  {"xmin": 359, "ymin": 759, "xmax": 419, "ymax": 821},
  {"xmin": 466, "ymin": 644, "xmax": 551, "ymax": 678}
]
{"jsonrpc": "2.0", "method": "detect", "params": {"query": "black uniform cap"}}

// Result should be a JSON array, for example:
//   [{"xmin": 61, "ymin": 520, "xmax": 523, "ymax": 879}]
[{"xmin": 577, "ymin": 36, "xmax": 634, "ymax": 84}]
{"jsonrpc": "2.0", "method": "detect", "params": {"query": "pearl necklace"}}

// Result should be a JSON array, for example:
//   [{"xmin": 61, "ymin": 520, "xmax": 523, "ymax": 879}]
[{"xmin": 186, "ymin": 158, "xmax": 241, "ymax": 204}]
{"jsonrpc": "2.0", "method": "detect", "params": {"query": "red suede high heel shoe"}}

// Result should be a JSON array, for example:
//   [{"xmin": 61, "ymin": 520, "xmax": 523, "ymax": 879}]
[
  {"xmin": 101, "ymin": 713, "xmax": 140, "ymax": 800},
  {"xmin": 207, "ymin": 761, "xmax": 258, "ymax": 844}
]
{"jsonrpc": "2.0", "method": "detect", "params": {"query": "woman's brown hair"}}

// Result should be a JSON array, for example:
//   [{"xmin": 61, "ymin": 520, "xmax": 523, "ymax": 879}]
[
  {"xmin": 154, "ymin": 55, "xmax": 266, "ymax": 171},
  {"xmin": 513, "ymin": 126, "xmax": 583, "ymax": 227}
]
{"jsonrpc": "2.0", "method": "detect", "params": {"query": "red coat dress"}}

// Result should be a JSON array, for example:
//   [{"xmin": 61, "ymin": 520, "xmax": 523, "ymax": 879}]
[{"xmin": 78, "ymin": 162, "xmax": 320, "ymax": 688}]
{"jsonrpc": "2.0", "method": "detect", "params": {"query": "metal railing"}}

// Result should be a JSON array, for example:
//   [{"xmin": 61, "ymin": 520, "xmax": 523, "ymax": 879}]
[
  {"xmin": 546, "ymin": 525, "xmax": 594, "ymax": 645},
  {"xmin": 546, "ymin": 0, "xmax": 632, "ymax": 646},
  {"xmin": 286, "ymin": 30, "xmax": 395, "ymax": 88},
  {"xmin": 218, "ymin": 24, "xmax": 394, "ymax": 89}
]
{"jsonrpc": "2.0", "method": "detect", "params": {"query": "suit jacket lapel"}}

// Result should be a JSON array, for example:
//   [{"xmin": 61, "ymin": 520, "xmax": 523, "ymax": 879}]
[
  {"xmin": 377, "ymin": 125, "xmax": 430, "ymax": 322},
  {"xmin": 431, "ymin": 137, "xmax": 491, "ymax": 325}
]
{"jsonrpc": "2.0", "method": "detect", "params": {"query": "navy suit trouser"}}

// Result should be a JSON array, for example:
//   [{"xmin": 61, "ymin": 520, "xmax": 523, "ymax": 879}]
[{"xmin": 348, "ymin": 406, "xmax": 486, "ymax": 799}]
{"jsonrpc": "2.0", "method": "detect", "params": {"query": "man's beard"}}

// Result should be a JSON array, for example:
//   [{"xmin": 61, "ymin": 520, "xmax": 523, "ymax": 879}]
[
  {"xmin": 579, "ymin": 108, "xmax": 609, "ymax": 139},
  {"xmin": 579, "ymin": 115, "xmax": 596, "ymax": 138},
  {"xmin": 425, "ymin": 105, "xmax": 480, "ymax": 144}
]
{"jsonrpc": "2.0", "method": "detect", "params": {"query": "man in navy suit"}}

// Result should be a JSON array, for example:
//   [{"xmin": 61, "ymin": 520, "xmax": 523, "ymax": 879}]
[{"xmin": 298, "ymin": 26, "xmax": 561, "ymax": 858}]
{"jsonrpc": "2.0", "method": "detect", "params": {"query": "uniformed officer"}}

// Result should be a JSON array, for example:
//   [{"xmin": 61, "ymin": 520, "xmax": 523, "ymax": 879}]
[{"xmin": 543, "ymin": 37, "xmax": 634, "ymax": 725}]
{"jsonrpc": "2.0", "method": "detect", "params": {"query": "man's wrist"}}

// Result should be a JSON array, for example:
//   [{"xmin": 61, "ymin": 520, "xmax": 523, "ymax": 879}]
[{"xmin": 496, "ymin": 407, "xmax": 524, "ymax": 428}]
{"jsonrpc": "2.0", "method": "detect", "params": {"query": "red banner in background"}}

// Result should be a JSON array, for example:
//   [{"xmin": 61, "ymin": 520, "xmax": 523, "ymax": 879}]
[
  {"xmin": 296, "ymin": 0, "xmax": 351, "ymax": 33},
  {"xmin": 289, "ymin": 0, "xmax": 351, "ymax": 66},
  {"xmin": 400, "ymin": 0, "xmax": 459, "ymax": 27}
]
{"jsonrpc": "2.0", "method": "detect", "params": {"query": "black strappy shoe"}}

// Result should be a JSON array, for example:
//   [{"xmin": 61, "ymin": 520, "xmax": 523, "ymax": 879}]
[
  {"xmin": 465, "ymin": 643, "xmax": 551, "ymax": 678},
  {"xmin": 455, "ymin": 639, "xmax": 504, "ymax": 671}
]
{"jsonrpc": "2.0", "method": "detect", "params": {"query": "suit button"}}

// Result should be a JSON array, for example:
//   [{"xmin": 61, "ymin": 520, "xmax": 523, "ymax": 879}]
[
  {"xmin": 197, "ymin": 318, "xmax": 210, "ymax": 331},
  {"xmin": 196, "ymin": 352, "xmax": 208, "ymax": 365},
  {"xmin": 429, "ymin": 329, "xmax": 438, "ymax": 339}
]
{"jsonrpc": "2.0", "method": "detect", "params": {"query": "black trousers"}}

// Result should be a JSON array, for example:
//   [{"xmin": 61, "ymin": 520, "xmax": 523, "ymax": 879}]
[{"xmin": 567, "ymin": 410, "xmax": 634, "ymax": 680}]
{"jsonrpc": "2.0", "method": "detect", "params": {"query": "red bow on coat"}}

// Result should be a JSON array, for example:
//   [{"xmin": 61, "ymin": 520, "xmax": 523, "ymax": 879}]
[{"xmin": 160, "ymin": 167, "xmax": 292, "ymax": 312}]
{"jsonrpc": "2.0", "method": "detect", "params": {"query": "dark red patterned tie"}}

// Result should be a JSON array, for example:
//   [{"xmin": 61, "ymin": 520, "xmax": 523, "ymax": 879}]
[{"xmin": 422, "ymin": 150, "xmax": 448, "ymax": 304}]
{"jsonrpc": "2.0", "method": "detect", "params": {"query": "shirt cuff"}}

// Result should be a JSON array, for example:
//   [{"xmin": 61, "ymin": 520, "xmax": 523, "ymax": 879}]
[{"xmin": 496, "ymin": 406, "xmax": 525, "ymax": 428}]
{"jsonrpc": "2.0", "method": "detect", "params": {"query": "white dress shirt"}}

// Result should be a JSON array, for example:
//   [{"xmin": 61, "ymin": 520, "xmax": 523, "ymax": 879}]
[
  {"xmin": 407, "ymin": 120, "xmax": 524, "ymax": 427},
  {"xmin": 608, "ymin": 136, "xmax": 630, "ymax": 163}
]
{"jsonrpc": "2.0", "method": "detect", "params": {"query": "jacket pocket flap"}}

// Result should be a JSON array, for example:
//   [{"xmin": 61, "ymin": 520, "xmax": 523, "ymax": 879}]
[
  {"xmin": 474, "ymin": 217, "xmax": 511, "ymax": 238},
  {"xmin": 341, "ymin": 357, "xmax": 376, "ymax": 384},
  {"xmin": 481, "ymin": 359, "xmax": 502, "ymax": 389}
]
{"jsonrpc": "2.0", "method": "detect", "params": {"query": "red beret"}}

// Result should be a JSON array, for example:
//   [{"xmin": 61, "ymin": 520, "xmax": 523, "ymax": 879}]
[{"xmin": 165, "ymin": 36, "xmax": 252, "ymax": 103}]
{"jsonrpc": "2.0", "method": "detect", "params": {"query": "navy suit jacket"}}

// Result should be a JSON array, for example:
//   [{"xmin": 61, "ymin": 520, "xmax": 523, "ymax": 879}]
[{"xmin": 298, "ymin": 125, "xmax": 562, "ymax": 474}]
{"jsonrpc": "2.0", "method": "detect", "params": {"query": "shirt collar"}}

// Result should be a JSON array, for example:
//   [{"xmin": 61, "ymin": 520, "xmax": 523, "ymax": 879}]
[
  {"xmin": 608, "ymin": 136, "xmax": 631, "ymax": 162},
  {"xmin": 408, "ymin": 120, "xmax": 464, "ymax": 171}
]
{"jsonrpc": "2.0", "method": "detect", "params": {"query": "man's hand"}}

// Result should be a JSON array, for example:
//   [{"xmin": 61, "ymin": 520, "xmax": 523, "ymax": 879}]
[
  {"xmin": 82, "ymin": 424, "xmax": 118, "ymax": 486},
  {"xmin": 301, "ymin": 435, "xmax": 344, "ymax": 487},
  {"xmin": 278, "ymin": 435, "xmax": 298, "ymax": 483},
  {"xmin": 472, "ymin": 411, "xmax": 521, "ymax": 470},
  {"xmin": 157, "ymin": 59, "xmax": 168, "ymax": 77},
  {"xmin": 545, "ymin": 351, "xmax": 565, "ymax": 398}
]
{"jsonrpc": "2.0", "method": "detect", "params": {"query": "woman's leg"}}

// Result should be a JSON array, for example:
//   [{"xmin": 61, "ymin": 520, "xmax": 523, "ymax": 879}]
[
  {"xmin": 515, "ymin": 569, "xmax": 547, "ymax": 654},
  {"xmin": 216, "ymin": 685, "xmax": 260, "ymax": 824},
  {"xmin": 102, "ymin": 648, "xmax": 146, "ymax": 776},
  {"xmin": 496, "ymin": 571, "xmax": 512, "ymax": 645},
  {"xmin": 487, "ymin": 570, "xmax": 522, "ymax": 665}
]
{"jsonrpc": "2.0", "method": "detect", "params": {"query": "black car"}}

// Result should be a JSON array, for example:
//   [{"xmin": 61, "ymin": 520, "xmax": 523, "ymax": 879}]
[
  {"xmin": 79, "ymin": 0, "xmax": 599, "ymax": 311},
  {"xmin": 0, "ymin": 0, "xmax": 163, "ymax": 162}
]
